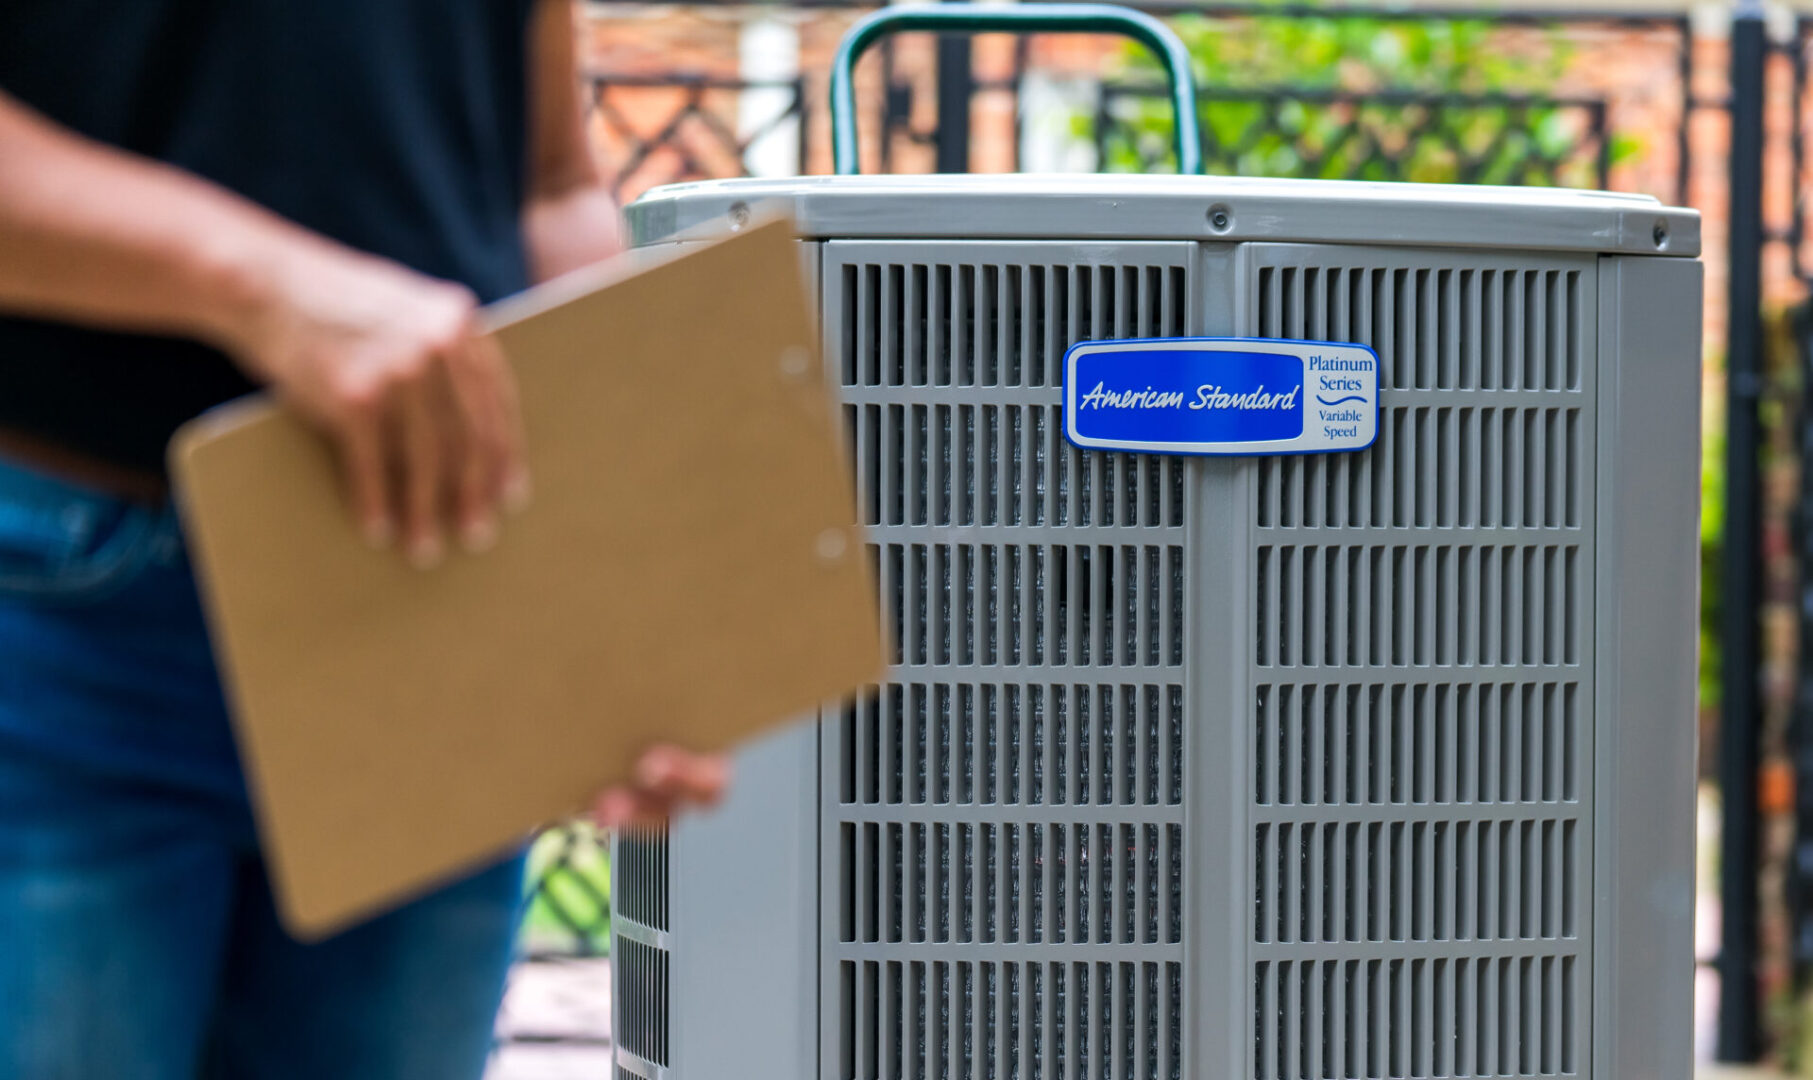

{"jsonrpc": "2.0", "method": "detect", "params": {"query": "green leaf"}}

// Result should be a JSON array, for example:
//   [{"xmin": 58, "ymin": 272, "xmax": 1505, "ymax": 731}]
[{"xmin": 1083, "ymin": 6, "xmax": 1645, "ymax": 187}]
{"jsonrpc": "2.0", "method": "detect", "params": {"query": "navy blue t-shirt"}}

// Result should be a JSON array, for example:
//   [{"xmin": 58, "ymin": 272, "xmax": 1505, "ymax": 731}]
[{"xmin": 0, "ymin": 0, "xmax": 538, "ymax": 472}]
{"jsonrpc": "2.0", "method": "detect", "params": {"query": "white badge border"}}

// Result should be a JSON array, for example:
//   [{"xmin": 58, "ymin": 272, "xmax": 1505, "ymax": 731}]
[{"xmin": 1063, "ymin": 336, "xmax": 1382, "ymax": 457}]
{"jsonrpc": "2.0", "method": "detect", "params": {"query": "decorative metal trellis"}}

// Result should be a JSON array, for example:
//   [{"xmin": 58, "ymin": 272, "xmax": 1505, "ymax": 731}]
[
  {"xmin": 521, "ymin": 823, "xmax": 612, "ymax": 958},
  {"xmin": 1093, "ymin": 86, "xmax": 1612, "ymax": 189},
  {"xmin": 587, "ymin": 73, "xmax": 807, "ymax": 201}
]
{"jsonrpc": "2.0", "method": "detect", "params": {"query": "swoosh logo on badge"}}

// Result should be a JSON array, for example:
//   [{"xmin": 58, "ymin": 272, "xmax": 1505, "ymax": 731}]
[{"xmin": 1316, "ymin": 395, "xmax": 1367, "ymax": 406}]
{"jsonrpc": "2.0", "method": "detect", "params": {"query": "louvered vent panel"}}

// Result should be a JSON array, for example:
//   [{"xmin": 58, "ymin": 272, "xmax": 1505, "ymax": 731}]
[
  {"xmin": 1246, "ymin": 250, "xmax": 1596, "ymax": 1080},
  {"xmin": 618, "ymin": 825, "xmax": 671, "ymax": 931},
  {"xmin": 618, "ymin": 935, "xmax": 673, "ymax": 1070},
  {"xmin": 824, "ymin": 241, "xmax": 1197, "ymax": 1080},
  {"xmin": 614, "ymin": 824, "xmax": 671, "ymax": 1079}
]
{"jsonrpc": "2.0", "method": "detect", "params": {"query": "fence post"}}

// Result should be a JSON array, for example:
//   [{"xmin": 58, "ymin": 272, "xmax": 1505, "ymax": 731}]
[
  {"xmin": 1717, "ymin": 0, "xmax": 1768, "ymax": 1062},
  {"xmin": 935, "ymin": 0, "xmax": 974, "ymax": 172}
]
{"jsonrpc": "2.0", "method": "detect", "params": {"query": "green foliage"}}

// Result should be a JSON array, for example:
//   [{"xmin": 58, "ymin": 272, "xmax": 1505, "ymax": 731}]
[
  {"xmin": 1701, "ymin": 411, "xmax": 1724, "ymax": 713},
  {"xmin": 1780, "ymin": 989, "xmax": 1813, "ymax": 1077},
  {"xmin": 521, "ymin": 824, "xmax": 612, "ymax": 954},
  {"xmin": 1171, "ymin": 9, "xmax": 1558, "ymax": 92},
  {"xmin": 1089, "ymin": 5, "xmax": 1643, "ymax": 186}
]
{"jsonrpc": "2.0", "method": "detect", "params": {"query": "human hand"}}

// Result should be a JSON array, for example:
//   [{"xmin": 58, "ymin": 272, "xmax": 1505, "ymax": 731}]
[
  {"xmin": 221, "ymin": 242, "xmax": 525, "ymax": 567},
  {"xmin": 591, "ymin": 744, "xmax": 732, "ymax": 830}
]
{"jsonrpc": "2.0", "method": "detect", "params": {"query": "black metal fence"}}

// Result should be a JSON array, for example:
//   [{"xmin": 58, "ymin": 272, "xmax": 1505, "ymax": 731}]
[
  {"xmin": 576, "ymin": 12, "xmax": 1698, "ymax": 199},
  {"xmin": 1092, "ymin": 84, "xmax": 1614, "ymax": 188},
  {"xmin": 512, "ymin": 0, "xmax": 1803, "ymax": 1064}
]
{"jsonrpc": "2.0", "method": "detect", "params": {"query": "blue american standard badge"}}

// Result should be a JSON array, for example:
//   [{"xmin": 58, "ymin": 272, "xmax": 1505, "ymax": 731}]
[{"xmin": 1063, "ymin": 337, "xmax": 1381, "ymax": 456}]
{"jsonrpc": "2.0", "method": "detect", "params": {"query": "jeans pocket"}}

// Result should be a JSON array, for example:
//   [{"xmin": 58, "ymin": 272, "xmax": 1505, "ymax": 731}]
[{"xmin": 0, "ymin": 461, "xmax": 164, "ymax": 604}]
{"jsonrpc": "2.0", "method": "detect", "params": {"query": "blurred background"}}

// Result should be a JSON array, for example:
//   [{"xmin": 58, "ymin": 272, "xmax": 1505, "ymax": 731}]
[{"xmin": 490, "ymin": 0, "xmax": 1812, "ymax": 1075}]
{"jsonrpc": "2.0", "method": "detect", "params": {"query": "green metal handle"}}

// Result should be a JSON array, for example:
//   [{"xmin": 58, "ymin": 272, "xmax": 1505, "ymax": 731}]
[{"xmin": 830, "ymin": 3, "xmax": 1202, "ymax": 176}]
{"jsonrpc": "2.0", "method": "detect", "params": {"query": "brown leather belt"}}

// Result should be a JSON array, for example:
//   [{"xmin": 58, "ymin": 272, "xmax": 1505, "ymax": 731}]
[{"xmin": 0, "ymin": 428, "xmax": 170, "ymax": 506}]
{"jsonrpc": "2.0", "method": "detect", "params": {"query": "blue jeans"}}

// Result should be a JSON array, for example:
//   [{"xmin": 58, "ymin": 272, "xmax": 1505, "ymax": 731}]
[{"xmin": 0, "ymin": 456, "xmax": 525, "ymax": 1079}]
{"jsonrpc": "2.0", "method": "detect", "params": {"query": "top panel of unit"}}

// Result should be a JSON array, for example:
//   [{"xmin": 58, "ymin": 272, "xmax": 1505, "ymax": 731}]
[{"xmin": 627, "ymin": 173, "xmax": 1699, "ymax": 258}]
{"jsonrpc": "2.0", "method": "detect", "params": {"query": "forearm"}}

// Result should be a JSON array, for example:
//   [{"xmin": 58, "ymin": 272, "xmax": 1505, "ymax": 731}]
[
  {"xmin": 523, "ymin": 183, "xmax": 624, "ymax": 282},
  {"xmin": 522, "ymin": 0, "xmax": 625, "ymax": 284},
  {"xmin": 0, "ymin": 92, "xmax": 322, "ymax": 358}
]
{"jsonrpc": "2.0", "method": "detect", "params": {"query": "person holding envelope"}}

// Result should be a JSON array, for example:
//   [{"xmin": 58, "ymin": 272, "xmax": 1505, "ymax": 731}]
[{"xmin": 0, "ymin": 1, "xmax": 726, "ymax": 1076}]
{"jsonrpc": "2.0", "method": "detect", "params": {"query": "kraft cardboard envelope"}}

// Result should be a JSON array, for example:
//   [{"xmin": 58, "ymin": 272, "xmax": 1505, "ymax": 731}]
[{"xmin": 171, "ymin": 218, "xmax": 883, "ymax": 939}]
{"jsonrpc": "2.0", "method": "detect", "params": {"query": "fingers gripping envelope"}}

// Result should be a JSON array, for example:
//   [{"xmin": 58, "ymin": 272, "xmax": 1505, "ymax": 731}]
[{"xmin": 170, "ymin": 218, "xmax": 885, "ymax": 939}]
